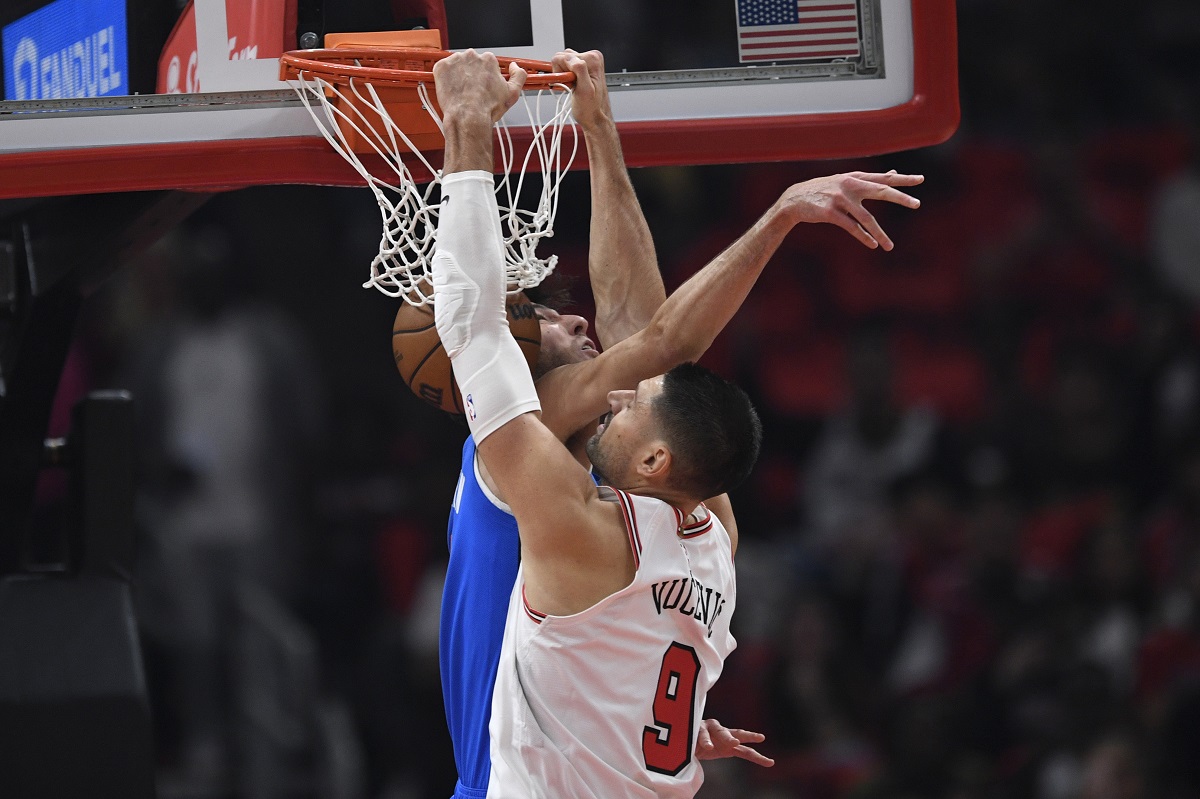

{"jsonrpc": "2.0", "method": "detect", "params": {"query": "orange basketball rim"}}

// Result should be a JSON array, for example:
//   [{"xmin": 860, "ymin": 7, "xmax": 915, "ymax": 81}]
[
  {"xmin": 279, "ymin": 32, "xmax": 580, "ymax": 304},
  {"xmin": 279, "ymin": 39, "xmax": 575, "ymax": 154}
]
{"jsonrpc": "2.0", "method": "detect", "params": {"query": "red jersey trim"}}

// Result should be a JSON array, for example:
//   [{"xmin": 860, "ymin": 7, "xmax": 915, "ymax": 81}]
[
  {"xmin": 521, "ymin": 585, "xmax": 546, "ymax": 624},
  {"xmin": 614, "ymin": 489, "xmax": 642, "ymax": 569},
  {"xmin": 677, "ymin": 503, "xmax": 713, "ymax": 538}
]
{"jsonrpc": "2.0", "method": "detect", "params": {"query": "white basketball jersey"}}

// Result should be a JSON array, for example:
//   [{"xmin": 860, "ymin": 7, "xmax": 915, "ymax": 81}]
[{"xmin": 486, "ymin": 487, "xmax": 737, "ymax": 799}]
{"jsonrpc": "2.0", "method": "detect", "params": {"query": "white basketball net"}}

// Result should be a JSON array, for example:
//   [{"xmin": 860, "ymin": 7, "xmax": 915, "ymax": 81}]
[{"xmin": 288, "ymin": 69, "xmax": 578, "ymax": 305}]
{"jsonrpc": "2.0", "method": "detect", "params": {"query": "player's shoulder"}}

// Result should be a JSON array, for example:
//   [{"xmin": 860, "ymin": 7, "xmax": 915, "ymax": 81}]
[{"xmin": 600, "ymin": 488, "xmax": 691, "ymax": 534}]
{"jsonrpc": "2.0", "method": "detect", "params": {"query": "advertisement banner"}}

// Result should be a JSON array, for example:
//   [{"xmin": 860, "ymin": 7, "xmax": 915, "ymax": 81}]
[
  {"xmin": 2, "ymin": 0, "xmax": 129, "ymax": 101},
  {"xmin": 157, "ymin": 0, "xmax": 288, "ymax": 94}
]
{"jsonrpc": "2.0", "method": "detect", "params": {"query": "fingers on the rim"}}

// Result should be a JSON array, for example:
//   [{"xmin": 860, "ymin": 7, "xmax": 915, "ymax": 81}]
[{"xmin": 579, "ymin": 49, "xmax": 604, "ymax": 71}]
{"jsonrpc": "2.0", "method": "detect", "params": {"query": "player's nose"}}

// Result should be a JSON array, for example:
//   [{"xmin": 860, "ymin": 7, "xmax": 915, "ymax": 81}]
[
  {"xmin": 607, "ymin": 389, "xmax": 634, "ymax": 414},
  {"xmin": 566, "ymin": 314, "xmax": 589, "ymax": 336}
]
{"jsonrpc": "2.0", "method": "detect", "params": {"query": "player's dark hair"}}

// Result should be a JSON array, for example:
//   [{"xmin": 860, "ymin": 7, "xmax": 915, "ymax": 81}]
[
  {"xmin": 524, "ymin": 271, "xmax": 575, "ymax": 311},
  {"xmin": 654, "ymin": 363, "xmax": 762, "ymax": 498}
]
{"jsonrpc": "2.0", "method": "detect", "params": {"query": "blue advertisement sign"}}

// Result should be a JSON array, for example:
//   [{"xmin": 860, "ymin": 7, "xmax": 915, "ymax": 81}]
[{"xmin": 2, "ymin": 0, "xmax": 128, "ymax": 100}]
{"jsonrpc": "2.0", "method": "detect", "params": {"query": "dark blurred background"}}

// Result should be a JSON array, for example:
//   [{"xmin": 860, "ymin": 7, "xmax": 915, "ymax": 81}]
[{"xmin": 29, "ymin": 1, "xmax": 1200, "ymax": 798}]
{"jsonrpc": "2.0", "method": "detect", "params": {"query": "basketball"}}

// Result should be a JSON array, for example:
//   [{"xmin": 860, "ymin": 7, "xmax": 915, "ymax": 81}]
[{"xmin": 392, "ymin": 291, "xmax": 542, "ymax": 416}]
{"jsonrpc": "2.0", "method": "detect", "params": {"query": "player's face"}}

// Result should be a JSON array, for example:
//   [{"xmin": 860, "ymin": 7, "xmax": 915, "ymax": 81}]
[
  {"xmin": 533, "ymin": 305, "xmax": 599, "ymax": 377},
  {"xmin": 585, "ymin": 376, "xmax": 665, "ymax": 487}
]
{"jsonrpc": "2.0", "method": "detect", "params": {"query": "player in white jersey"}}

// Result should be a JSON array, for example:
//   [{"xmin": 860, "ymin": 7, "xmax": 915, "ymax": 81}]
[
  {"xmin": 428, "ymin": 51, "xmax": 766, "ymax": 797},
  {"xmin": 488, "ymin": 483, "xmax": 737, "ymax": 798},
  {"xmin": 438, "ymin": 49, "xmax": 923, "ymax": 792}
]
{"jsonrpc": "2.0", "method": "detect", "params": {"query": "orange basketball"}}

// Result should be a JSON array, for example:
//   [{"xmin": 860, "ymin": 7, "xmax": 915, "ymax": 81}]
[{"xmin": 392, "ymin": 291, "xmax": 542, "ymax": 416}]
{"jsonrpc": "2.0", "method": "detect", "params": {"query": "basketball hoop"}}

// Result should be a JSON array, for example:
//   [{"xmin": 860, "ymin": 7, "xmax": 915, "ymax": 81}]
[{"xmin": 280, "ymin": 44, "xmax": 578, "ymax": 304}]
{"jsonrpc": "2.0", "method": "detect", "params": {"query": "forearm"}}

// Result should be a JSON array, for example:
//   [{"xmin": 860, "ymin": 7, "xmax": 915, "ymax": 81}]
[
  {"xmin": 644, "ymin": 170, "xmax": 923, "ymax": 354},
  {"xmin": 432, "ymin": 172, "xmax": 541, "ymax": 442},
  {"xmin": 644, "ymin": 199, "xmax": 794, "ymax": 364},
  {"xmin": 535, "ymin": 199, "xmax": 793, "ymax": 439},
  {"xmin": 430, "ymin": 53, "xmax": 542, "ymax": 440},
  {"xmin": 442, "ymin": 110, "xmax": 495, "ymax": 174},
  {"xmin": 585, "ymin": 122, "xmax": 665, "ymax": 348}
]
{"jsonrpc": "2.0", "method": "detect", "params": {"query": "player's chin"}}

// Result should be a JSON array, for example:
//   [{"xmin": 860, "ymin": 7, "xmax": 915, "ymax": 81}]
[{"xmin": 584, "ymin": 432, "xmax": 603, "ymax": 465}]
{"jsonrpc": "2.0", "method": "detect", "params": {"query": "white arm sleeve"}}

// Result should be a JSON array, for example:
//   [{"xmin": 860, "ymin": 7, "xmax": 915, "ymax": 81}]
[{"xmin": 431, "ymin": 170, "xmax": 541, "ymax": 442}]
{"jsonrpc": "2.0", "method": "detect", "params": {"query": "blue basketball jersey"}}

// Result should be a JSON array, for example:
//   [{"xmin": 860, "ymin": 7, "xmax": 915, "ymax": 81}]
[
  {"xmin": 440, "ymin": 435, "xmax": 522, "ymax": 799},
  {"xmin": 440, "ymin": 434, "xmax": 597, "ymax": 798}
]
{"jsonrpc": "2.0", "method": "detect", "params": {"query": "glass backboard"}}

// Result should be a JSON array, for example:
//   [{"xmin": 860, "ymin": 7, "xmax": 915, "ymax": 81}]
[{"xmin": 0, "ymin": 0, "xmax": 958, "ymax": 199}]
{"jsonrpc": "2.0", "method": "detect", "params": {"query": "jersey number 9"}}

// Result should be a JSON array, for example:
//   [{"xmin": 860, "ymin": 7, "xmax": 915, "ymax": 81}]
[{"xmin": 642, "ymin": 642, "xmax": 701, "ymax": 776}]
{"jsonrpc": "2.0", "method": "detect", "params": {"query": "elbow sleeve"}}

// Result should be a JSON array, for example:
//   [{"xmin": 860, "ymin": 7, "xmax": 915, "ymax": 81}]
[{"xmin": 432, "ymin": 171, "xmax": 541, "ymax": 441}]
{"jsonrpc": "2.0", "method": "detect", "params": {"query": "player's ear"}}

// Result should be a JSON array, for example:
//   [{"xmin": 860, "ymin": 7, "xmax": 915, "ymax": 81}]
[{"xmin": 638, "ymin": 443, "xmax": 671, "ymax": 481}]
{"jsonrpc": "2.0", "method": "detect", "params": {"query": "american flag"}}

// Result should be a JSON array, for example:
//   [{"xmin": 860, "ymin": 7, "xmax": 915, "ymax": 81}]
[{"xmin": 736, "ymin": 0, "xmax": 861, "ymax": 64}]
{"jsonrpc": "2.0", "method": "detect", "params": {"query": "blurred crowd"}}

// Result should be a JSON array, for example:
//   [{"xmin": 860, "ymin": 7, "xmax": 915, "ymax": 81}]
[{"xmin": 47, "ymin": 0, "xmax": 1200, "ymax": 797}]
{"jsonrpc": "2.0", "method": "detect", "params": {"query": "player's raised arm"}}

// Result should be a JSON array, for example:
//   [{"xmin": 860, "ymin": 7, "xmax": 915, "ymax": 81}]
[
  {"xmin": 431, "ymin": 51, "xmax": 608, "ymax": 540},
  {"xmin": 536, "ymin": 169, "xmax": 926, "ymax": 441},
  {"xmin": 533, "ymin": 49, "xmax": 666, "ymax": 443},
  {"xmin": 553, "ymin": 49, "xmax": 665, "ymax": 349}
]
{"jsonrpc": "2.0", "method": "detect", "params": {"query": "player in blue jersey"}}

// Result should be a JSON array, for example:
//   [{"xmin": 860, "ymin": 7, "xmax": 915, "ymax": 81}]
[{"xmin": 437, "ymin": 50, "xmax": 925, "ymax": 799}]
